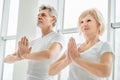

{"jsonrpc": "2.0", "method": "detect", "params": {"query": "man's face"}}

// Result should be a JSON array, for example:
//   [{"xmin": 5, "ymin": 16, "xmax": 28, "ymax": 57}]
[{"xmin": 37, "ymin": 9, "xmax": 55, "ymax": 28}]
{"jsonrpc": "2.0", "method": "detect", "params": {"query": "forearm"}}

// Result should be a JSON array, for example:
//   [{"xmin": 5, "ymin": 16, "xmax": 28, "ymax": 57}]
[
  {"xmin": 49, "ymin": 58, "xmax": 70, "ymax": 76},
  {"xmin": 74, "ymin": 58, "xmax": 111, "ymax": 77},
  {"xmin": 4, "ymin": 53, "xmax": 23, "ymax": 63},
  {"xmin": 24, "ymin": 50, "xmax": 52, "ymax": 61}
]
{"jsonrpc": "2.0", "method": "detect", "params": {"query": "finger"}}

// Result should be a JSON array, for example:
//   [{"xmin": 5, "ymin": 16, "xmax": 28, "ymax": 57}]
[
  {"xmin": 68, "ymin": 51, "xmax": 71, "ymax": 60},
  {"xmin": 67, "ymin": 41, "xmax": 71, "ymax": 58},
  {"xmin": 22, "ymin": 36, "xmax": 26, "ymax": 45},
  {"xmin": 25, "ymin": 37, "xmax": 29, "ymax": 46},
  {"xmin": 69, "ymin": 38, "xmax": 75, "ymax": 49},
  {"xmin": 69, "ymin": 38, "xmax": 77, "ymax": 59},
  {"xmin": 18, "ymin": 41, "xmax": 21, "ymax": 48},
  {"xmin": 67, "ymin": 49, "xmax": 71, "ymax": 60},
  {"xmin": 78, "ymin": 47, "xmax": 80, "ymax": 51},
  {"xmin": 23, "ymin": 36, "xmax": 26, "ymax": 45},
  {"xmin": 21, "ymin": 37, "xmax": 24, "ymax": 46},
  {"xmin": 69, "ymin": 38, "xmax": 74, "ymax": 53},
  {"xmin": 24, "ymin": 36, "xmax": 28, "ymax": 46},
  {"xmin": 29, "ymin": 47, "xmax": 32, "ymax": 53},
  {"xmin": 71, "ymin": 38, "xmax": 77, "ymax": 49},
  {"xmin": 17, "ymin": 49, "xmax": 21, "ymax": 57},
  {"xmin": 68, "ymin": 40, "xmax": 72, "ymax": 54}
]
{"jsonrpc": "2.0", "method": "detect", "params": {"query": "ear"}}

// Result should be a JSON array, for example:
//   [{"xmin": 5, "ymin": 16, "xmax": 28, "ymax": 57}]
[{"xmin": 51, "ymin": 16, "xmax": 56, "ymax": 23}]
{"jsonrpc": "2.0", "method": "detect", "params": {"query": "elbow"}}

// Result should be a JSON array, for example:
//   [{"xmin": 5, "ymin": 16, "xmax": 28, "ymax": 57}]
[
  {"xmin": 48, "ymin": 54, "xmax": 53, "ymax": 60},
  {"xmin": 49, "ymin": 66, "xmax": 57, "ymax": 76},
  {"xmin": 97, "ymin": 71, "xmax": 111, "ymax": 77},
  {"xmin": 44, "ymin": 50, "xmax": 54, "ymax": 60},
  {"xmin": 101, "ymin": 65, "xmax": 111, "ymax": 77},
  {"xmin": 49, "ymin": 63, "xmax": 59, "ymax": 76},
  {"xmin": 96, "ymin": 65, "xmax": 111, "ymax": 77},
  {"xmin": 46, "ymin": 54, "xmax": 53, "ymax": 60},
  {"xmin": 101, "ymin": 68, "xmax": 111, "ymax": 77},
  {"xmin": 49, "ymin": 70, "xmax": 56, "ymax": 76}
]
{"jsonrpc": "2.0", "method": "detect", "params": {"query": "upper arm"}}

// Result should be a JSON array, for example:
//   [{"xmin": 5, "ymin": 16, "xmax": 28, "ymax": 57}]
[
  {"xmin": 100, "ymin": 42, "xmax": 113, "ymax": 66},
  {"xmin": 48, "ymin": 34, "xmax": 66, "ymax": 59},
  {"xmin": 48, "ymin": 42, "xmax": 63, "ymax": 58},
  {"xmin": 100, "ymin": 52, "xmax": 113, "ymax": 72},
  {"xmin": 100, "ymin": 52, "xmax": 113, "ymax": 65}
]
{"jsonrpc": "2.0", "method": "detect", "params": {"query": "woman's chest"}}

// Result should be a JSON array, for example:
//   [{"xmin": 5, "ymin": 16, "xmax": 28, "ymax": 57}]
[{"xmin": 78, "ymin": 45, "xmax": 102, "ymax": 62}]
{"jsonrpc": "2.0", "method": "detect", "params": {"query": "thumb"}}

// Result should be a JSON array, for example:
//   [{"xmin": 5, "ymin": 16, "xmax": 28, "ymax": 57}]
[{"xmin": 29, "ymin": 47, "xmax": 32, "ymax": 53}]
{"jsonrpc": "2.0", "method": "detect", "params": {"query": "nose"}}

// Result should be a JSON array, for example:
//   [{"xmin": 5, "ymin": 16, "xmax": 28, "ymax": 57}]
[
  {"xmin": 83, "ymin": 21, "xmax": 88, "ymax": 25},
  {"xmin": 80, "ymin": 23, "xmax": 88, "ymax": 30},
  {"xmin": 38, "ymin": 13, "xmax": 41, "ymax": 17},
  {"xmin": 81, "ymin": 22, "xmax": 88, "ymax": 27},
  {"xmin": 38, "ymin": 13, "xmax": 40, "ymax": 17},
  {"xmin": 37, "ymin": 14, "xmax": 42, "ymax": 20}
]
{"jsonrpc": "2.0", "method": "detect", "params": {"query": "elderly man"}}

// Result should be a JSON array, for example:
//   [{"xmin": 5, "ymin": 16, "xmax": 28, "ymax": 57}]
[{"xmin": 5, "ymin": 5, "xmax": 66, "ymax": 80}]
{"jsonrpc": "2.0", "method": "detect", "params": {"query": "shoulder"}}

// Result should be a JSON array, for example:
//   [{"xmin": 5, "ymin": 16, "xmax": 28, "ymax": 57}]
[
  {"xmin": 29, "ymin": 38, "xmax": 41, "ymax": 45},
  {"xmin": 52, "ymin": 32, "xmax": 65, "ymax": 40},
  {"xmin": 51, "ymin": 32, "xmax": 66, "ymax": 48},
  {"xmin": 93, "ymin": 41, "xmax": 111, "ymax": 48},
  {"xmin": 99, "ymin": 41, "xmax": 113, "ymax": 55},
  {"xmin": 54, "ymin": 32, "xmax": 64, "ymax": 37},
  {"xmin": 100, "ymin": 41, "xmax": 112, "ymax": 49}
]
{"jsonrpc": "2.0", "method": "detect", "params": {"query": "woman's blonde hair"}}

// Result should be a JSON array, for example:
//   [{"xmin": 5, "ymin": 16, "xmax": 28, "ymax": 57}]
[{"xmin": 78, "ymin": 8, "xmax": 105, "ymax": 35}]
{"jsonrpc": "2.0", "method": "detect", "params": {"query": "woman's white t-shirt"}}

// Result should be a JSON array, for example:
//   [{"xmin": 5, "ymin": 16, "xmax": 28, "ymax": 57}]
[{"xmin": 68, "ymin": 41, "xmax": 113, "ymax": 80}]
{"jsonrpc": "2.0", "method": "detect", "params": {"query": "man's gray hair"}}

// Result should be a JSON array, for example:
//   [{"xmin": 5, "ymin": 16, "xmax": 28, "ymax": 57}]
[{"xmin": 39, "ymin": 5, "xmax": 57, "ymax": 27}]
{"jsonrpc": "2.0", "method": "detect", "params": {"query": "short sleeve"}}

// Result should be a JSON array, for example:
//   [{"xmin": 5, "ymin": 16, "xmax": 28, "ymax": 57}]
[
  {"xmin": 28, "ymin": 39, "xmax": 37, "ymax": 47},
  {"xmin": 99, "ymin": 42, "xmax": 113, "ymax": 56},
  {"xmin": 51, "ymin": 34, "xmax": 67, "ymax": 50},
  {"xmin": 29, "ymin": 41, "xmax": 33, "ymax": 46},
  {"xmin": 50, "ymin": 34, "xmax": 67, "ymax": 63}
]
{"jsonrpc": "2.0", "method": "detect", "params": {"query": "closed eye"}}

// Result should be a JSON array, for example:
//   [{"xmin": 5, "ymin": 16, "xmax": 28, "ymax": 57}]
[
  {"xmin": 80, "ymin": 21, "xmax": 84, "ymax": 24},
  {"xmin": 87, "ymin": 19, "xmax": 91, "ymax": 22},
  {"xmin": 41, "ymin": 13, "xmax": 46, "ymax": 17}
]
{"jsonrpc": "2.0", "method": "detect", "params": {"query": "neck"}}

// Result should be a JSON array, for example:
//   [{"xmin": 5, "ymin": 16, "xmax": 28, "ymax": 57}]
[
  {"xmin": 41, "ymin": 26, "xmax": 54, "ymax": 37},
  {"xmin": 84, "ymin": 35, "xmax": 100, "ymax": 45}
]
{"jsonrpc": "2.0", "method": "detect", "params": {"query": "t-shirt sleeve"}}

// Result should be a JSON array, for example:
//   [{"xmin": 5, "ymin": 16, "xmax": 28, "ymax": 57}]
[
  {"xmin": 99, "ymin": 42, "xmax": 113, "ymax": 56},
  {"xmin": 50, "ymin": 34, "xmax": 67, "ymax": 63},
  {"xmin": 51, "ymin": 34, "xmax": 66, "ymax": 49},
  {"xmin": 29, "ymin": 39, "xmax": 36, "ymax": 47}
]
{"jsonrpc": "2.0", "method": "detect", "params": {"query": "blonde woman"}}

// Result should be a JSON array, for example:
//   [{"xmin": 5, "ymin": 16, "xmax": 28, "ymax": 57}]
[{"xmin": 49, "ymin": 9, "xmax": 113, "ymax": 80}]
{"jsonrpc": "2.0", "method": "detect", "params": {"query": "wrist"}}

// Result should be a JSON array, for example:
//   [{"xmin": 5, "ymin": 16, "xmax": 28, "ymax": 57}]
[
  {"xmin": 17, "ymin": 52, "xmax": 25, "ymax": 59},
  {"xmin": 20, "ymin": 55, "xmax": 25, "ymax": 59},
  {"xmin": 21, "ymin": 53, "xmax": 29, "ymax": 59},
  {"xmin": 72, "ymin": 57, "xmax": 80, "ymax": 63},
  {"xmin": 65, "ymin": 58, "xmax": 71, "ymax": 64}
]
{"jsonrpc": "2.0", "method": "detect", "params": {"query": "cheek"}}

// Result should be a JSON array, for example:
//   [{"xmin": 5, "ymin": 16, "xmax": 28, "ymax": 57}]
[
  {"xmin": 79, "ymin": 26, "xmax": 83, "ymax": 31},
  {"xmin": 93, "ymin": 26, "xmax": 99, "ymax": 33}
]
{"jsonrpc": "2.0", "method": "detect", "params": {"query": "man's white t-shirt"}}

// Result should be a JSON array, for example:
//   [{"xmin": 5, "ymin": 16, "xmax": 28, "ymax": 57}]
[
  {"xmin": 26, "ymin": 32, "xmax": 66, "ymax": 80},
  {"xmin": 68, "ymin": 41, "xmax": 113, "ymax": 80}
]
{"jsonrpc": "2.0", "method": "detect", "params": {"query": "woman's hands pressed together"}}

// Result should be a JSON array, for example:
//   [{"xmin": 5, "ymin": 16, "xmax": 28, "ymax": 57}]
[{"xmin": 68, "ymin": 37, "xmax": 80, "ymax": 62}]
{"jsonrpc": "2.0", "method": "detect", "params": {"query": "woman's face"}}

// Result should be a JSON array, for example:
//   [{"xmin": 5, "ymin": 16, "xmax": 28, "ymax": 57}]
[{"xmin": 79, "ymin": 14, "xmax": 99, "ymax": 36}]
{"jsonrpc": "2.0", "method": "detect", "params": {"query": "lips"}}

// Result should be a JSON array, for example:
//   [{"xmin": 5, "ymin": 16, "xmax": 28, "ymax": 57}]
[
  {"xmin": 84, "ymin": 27, "xmax": 89, "ymax": 30},
  {"xmin": 39, "ymin": 21, "xmax": 43, "ymax": 23},
  {"xmin": 38, "ymin": 17, "xmax": 43, "ymax": 22},
  {"xmin": 38, "ymin": 19, "xmax": 43, "ymax": 23}
]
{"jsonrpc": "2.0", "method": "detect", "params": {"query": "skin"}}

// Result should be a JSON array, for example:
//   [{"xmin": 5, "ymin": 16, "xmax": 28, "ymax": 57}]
[{"xmin": 49, "ymin": 14, "xmax": 113, "ymax": 77}]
